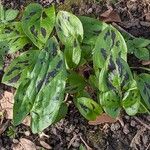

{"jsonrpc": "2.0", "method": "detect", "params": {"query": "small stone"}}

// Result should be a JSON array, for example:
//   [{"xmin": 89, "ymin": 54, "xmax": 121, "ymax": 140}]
[
  {"xmin": 125, "ymin": 116, "xmax": 130, "ymax": 120},
  {"xmin": 110, "ymin": 124, "xmax": 116, "ymax": 132},
  {"xmin": 111, "ymin": 123, "xmax": 120, "ymax": 131},
  {"xmin": 123, "ymin": 125, "xmax": 130, "ymax": 134},
  {"xmin": 24, "ymin": 131, "xmax": 30, "ymax": 136},
  {"xmin": 12, "ymin": 139, "xmax": 19, "ymax": 144},
  {"xmin": 130, "ymin": 120, "xmax": 136, "ymax": 127}
]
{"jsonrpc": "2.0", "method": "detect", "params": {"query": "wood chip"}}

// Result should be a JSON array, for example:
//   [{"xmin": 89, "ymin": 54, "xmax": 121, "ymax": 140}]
[{"xmin": 89, "ymin": 113, "xmax": 116, "ymax": 125}]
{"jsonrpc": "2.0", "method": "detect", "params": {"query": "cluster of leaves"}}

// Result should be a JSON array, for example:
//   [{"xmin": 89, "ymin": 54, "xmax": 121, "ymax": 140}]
[{"xmin": 0, "ymin": 3, "xmax": 150, "ymax": 133}]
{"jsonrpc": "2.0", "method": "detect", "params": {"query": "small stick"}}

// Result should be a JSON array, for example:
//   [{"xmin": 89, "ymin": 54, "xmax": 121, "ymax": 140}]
[
  {"xmin": 134, "ymin": 117, "xmax": 150, "ymax": 130},
  {"xmin": 68, "ymin": 134, "xmax": 77, "ymax": 149},
  {"xmin": 80, "ymin": 135, "xmax": 92, "ymax": 150}
]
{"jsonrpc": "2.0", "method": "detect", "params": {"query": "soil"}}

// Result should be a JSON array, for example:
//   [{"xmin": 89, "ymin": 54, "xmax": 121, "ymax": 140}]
[{"xmin": 0, "ymin": 0, "xmax": 150, "ymax": 150}]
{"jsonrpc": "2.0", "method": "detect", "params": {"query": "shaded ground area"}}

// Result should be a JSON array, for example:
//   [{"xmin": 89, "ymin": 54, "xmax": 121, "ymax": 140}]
[{"xmin": 0, "ymin": 0, "xmax": 150, "ymax": 149}]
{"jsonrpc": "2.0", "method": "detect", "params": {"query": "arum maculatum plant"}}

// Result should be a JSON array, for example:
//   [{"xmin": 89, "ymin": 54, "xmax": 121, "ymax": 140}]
[{"xmin": 0, "ymin": 3, "xmax": 150, "ymax": 133}]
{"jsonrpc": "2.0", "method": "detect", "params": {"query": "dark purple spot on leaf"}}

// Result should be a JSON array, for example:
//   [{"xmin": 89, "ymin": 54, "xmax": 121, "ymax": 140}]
[
  {"xmin": 104, "ymin": 30, "xmax": 110, "ymax": 41},
  {"xmin": 93, "ymin": 30, "xmax": 101, "ymax": 36},
  {"xmin": 41, "ymin": 27, "xmax": 46, "ymax": 38},
  {"xmin": 8, "ymin": 73, "xmax": 21, "ymax": 83},
  {"xmin": 42, "ymin": 11, "xmax": 47, "ymax": 19},
  {"xmin": 6, "ymin": 66, "xmax": 21, "ymax": 76},
  {"xmin": 17, "ymin": 60, "xmax": 29, "ymax": 64},
  {"xmin": 79, "ymin": 103, "xmax": 89, "ymax": 112},
  {"xmin": 56, "ymin": 60, "xmax": 63, "ymax": 69},
  {"xmin": 101, "ymin": 48, "xmax": 107, "ymax": 59}
]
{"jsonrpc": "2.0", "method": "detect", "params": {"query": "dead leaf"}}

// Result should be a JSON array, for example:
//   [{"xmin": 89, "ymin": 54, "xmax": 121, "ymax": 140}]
[
  {"xmin": 40, "ymin": 140, "xmax": 52, "ymax": 149},
  {"xmin": 16, "ymin": 138, "xmax": 37, "ymax": 150},
  {"xmin": 88, "ymin": 113, "xmax": 117, "ymax": 125},
  {"xmin": 22, "ymin": 116, "xmax": 31, "ymax": 126},
  {"xmin": 100, "ymin": 7, "xmax": 121, "ymax": 23},
  {"xmin": 0, "ymin": 91, "xmax": 14, "ymax": 119},
  {"xmin": 0, "ymin": 120, "xmax": 10, "ymax": 135},
  {"xmin": 142, "ymin": 60, "xmax": 150, "ymax": 65}
]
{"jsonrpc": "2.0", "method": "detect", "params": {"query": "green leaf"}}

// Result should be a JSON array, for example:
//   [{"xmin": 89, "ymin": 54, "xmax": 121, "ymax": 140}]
[
  {"xmin": 13, "ymin": 37, "xmax": 67, "ymax": 133},
  {"xmin": 56, "ymin": 11, "xmax": 83, "ymax": 45},
  {"xmin": 5, "ymin": 9, "xmax": 19, "ymax": 21},
  {"xmin": 134, "ymin": 48, "xmax": 150, "ymax": 61},
  {"xmin": 99, "ymin": 90, "xmax": 121, "ymax": 118},
  {"xmin": 137, "ymin": 73, "xmax": 150, "ymax": 111},
  {"xmin": 64, "ymin": 40, "xmax": 82, "ymax": 68},
  {"xmin": 79, "ymin": 16, "xmax": 108, "ymax": 47},
  {"xmin": 99, "ymin": 57, "xmax": 133, "ymax": 92},
  {"xmin": 22, "ymin": 3, "xmax": 55, "ymax": 48},
  {"xmin": 93, "ymin": 25, "xmax": 127, "ymax": 71},
  {"xmin": 0, "ymin": 4, "xmax": 4, "ymax": 22},
  {"xmin": 54, "ymin": 102, "xmax": 68, "ymax": 123},
  {"xmin": 0, "ymin": 41, "xmax": 9, "ymax": 70},
  {"xmin": 76, "ymin": 97, "xmax": 103, "ymax": 120},
  {"xmin": 122, "ymin": 80, "xmax": 141, "ymax": 116},
  {"xmin": 2, "ymin": 50, "xmax": 39, "ymax": 88},
  {"xmin": 132, "ymin": 37, "xmax": 150, "ymax": 48},
  {"xmin": 66, "ymin": 71, "xmax": 86, "ymax": 94},
  {"xmin": 0, "ymin": 22, "xmax": 30, "ymax": 53}
]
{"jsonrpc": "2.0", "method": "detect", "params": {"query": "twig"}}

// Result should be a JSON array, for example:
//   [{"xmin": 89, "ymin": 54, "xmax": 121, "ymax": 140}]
[
  {"xmin": 112, "ymin": 22, "xmax": 135, "ymax": 38},
  {"xmin": 67, "ymin": 134, "xmax": 77, "ymax": 149},
  {"xmin": 80, "ymin": 135, "xmax": 92, "ymax": 150},
  {"xmin": 64, "ymin": 93, "xmax": 69, "ymax": 102},
  {"xmin": 134, "ymin": 117, "xmax": 150, "ymax": 130},
  {"xmin": 130, "ymin": 128, "xmax": 146, "ymax": 149}
]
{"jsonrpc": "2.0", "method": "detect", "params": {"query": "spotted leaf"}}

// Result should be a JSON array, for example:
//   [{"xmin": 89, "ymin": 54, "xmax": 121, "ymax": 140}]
[
  {"xmin": 79, "ymin": 16, "xmax": 108, "ymax": 47},
  {"xmin": 2, "ymin": 50, "xmax": 39, "ymax": 87},
  {"xmin": 0, "ymin": 22, "xmax": 30, "ymax": 53},
  {"xmin": 99, "ymin": 57, "xmax": 133, "ymax": 92},
  {"xmin": 137, "ymin": 73, "xmax": 150, "ymax": 111},
  {"xmin": 56, "ymin": 11, "xmax": 83, "ymax": 45},
  {"xmin": 22, "ymin": 3, "xmax": 55, "ymax": 49},
  {"xmin": 93, "ymin": 25, "xmax": 127, "ymax": 71},
  {"xmin": 99, "ymin": 90, "xmax": 121, "ymax": 118},
  {"xmin": 13, "ymin": 37, "xmax": 67, "ymax": 133},
  {"xmin": 76, "ymin": 97, "xmax": 103, "ymax": 120}
]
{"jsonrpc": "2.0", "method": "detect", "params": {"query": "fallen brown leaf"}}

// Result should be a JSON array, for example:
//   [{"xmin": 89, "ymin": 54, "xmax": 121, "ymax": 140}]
[
  {"xmin": 88, "ymin": 113, "xmax": 117, "ymax": 125},
  {"xmin": 40, "ymin": 140, "xmax": 52, "ymax": 149},
  {"xmin": 0, "ymin": 91, "xmax": 14, "ymax": 119},
  {"xmin": 22, "ymin": 116, "xmax": 31, "ymax": 126},
  {"xmin": 17, "ymin": 138, "xmax": 37, "ymax": 150},
  {"xmin": 100, "ymin": 7, "xmax": 121, "ymax": 23},
  {"xmin": 142, "ymin": 60, "xmax": 150, "ymax": 66}
]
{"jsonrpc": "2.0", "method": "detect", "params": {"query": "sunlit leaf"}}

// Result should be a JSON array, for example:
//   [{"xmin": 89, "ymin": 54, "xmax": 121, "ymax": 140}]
[
  {"xmin": 13, "ymin": 37, "xmax": 67, "ymax": 133},
  {"xmin": 2, "ymin": 50, "xmax": 39, "ymax": 88},
  {"xmin": 56, "ymin": 11, "xmax": 83, "ymax": 45},
  {"xmin": 22, "ymin": 3, "xmax": 55, "ymax": 48},
  {"xmin": 0, "ymin": 22, "xmax": 30, "ymax": 53},
  {"xmin": 79, "ymin": 16, "xmax": 108, "ymax": 47},
  {"xmin": 93, "ymin": 25, "xmax": 127, "ymax": 71}
]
